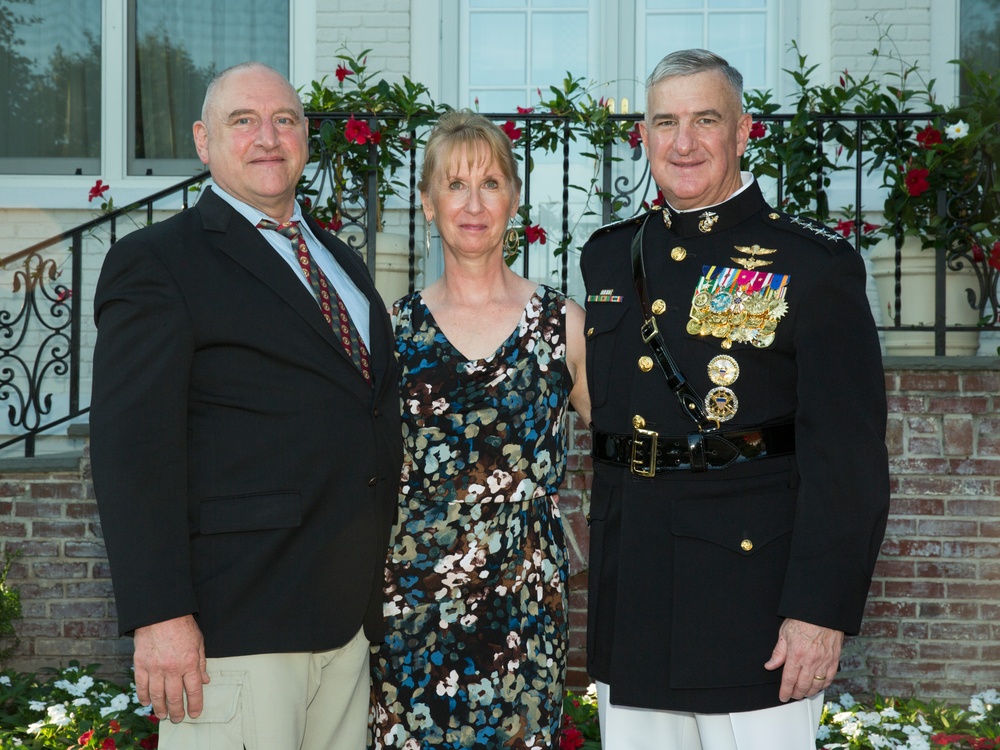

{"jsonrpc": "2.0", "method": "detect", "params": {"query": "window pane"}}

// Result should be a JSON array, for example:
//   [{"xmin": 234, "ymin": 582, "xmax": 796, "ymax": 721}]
[
  {"xmin": 708, "ymin": 13, "xmax": 766, "ymax": 90},
  {"xmin": 0, "ymin": 0, "xmax": 101, "ymax": 175},
  {"xmin": 646, "ymin": 0, "xmax": 702, "ymax": 9},
  {"xmin": 531, "ymin": 13, "xmax": 588, "ymax": 83},
  {"xmin": 132, "ymin": 0, "xmax": 289, "ymax": 175},
  {"xmin": 470, "ymin": 0, "xmax": 527, "ymax": 6},
  {"xmin": 960, "ymin": 0, "xmax": 1000, "ymax": 101},
  {"xmin": 645, "ymin": 14, "xmax": 703, "ymax": 79},
  {"xmin": 470, "ymin": 13, "xmax": 527, "ymax": 86},
  {"xmin": 470, "ymin": 89, "xmax": 530, "ymax": 112},
  {"xmin": 709, "ymin": 0, "xmax": 766, "ymax": 7}
]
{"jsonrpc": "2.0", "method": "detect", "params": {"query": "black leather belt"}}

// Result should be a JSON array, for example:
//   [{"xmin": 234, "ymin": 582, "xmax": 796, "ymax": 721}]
[{"xmin": 592, "ymin": 422, "xmax": 795, "ymax": 475}]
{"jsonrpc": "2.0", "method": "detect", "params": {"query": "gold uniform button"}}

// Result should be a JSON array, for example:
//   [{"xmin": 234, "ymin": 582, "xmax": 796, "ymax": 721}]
[
  {"xmin": 670, "ymin": 246, "xmax": 687, "ymax": 261},
  {"xmin": 651, "ymin": 299, "xmax": 666, "ymax": 315},
  {"xmin": 638, "ymin": 356, "xmax": 654, "ymax": 372},
  {"xmin": 632, "ymin": 414, "xmax": 646, "ymax": 429},
  {"xmin": 587, "ymin": 327, "xmax": 595, "ymax": 337},
  {"xmin": 769, "ymin": 212, "xmax": 780, "ymax": 220},
  {"xmin": 740, "ymin": 539, "xmax": 753, "ymax": 552}
]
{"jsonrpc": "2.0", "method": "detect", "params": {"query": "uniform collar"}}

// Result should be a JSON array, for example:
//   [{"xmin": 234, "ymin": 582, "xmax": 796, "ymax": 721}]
[{"xmin": 659, "ymin": 173, "xmax": 765, "ymax": 239}]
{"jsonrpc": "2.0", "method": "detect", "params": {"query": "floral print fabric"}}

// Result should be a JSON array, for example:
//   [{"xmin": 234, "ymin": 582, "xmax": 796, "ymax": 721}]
[{"xmin": 370, "ymin": 285, "xmax": 571, "ymax": 749}]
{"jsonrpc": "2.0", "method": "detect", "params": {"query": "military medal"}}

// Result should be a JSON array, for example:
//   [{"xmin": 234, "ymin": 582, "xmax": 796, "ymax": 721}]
[
  {"xmin": 686, "ymin": 265, "xmax": 789, "ymax": 349},
  {"xmin": 707, "ymin": 354, "xmax": 739, "ymax": 386},
  {"xmin": 732, "ymin": 244, "xmax": 777, "ymax": 270},
  {"xmin": 705, "ymin": 387, "xmax": 738, "ymax": 422}
]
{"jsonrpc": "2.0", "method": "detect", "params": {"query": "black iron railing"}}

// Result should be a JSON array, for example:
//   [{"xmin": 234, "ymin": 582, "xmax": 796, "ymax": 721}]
[{"xmin": 0, "ymin": 110, "xmax": 995, "ymax": 456}]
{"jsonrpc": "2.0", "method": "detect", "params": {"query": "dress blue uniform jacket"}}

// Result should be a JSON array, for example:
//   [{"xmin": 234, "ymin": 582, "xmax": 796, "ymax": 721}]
[
  {"xmin": 581, "ymin": 180, "xmax": 890, "ymax": 713},
  {"xmin": 90, "ymin": 187, "xmax": 403, "ymax": 657}
]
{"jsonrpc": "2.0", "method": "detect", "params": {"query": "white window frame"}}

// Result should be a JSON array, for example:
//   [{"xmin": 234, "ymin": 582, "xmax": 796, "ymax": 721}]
[{"xmin": 0, "ymin": 0, "xmax": 314, "ymax": 210}]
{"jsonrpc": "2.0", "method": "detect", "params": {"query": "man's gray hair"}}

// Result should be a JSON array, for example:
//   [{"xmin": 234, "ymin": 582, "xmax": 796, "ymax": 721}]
[{"xmin": 645, "ymin": 49, "xmax": 744, "ymax": 112}]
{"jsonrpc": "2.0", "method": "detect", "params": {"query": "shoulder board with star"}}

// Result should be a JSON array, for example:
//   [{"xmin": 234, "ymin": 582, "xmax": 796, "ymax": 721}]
[
  {"xmin": 766, "ymin": 210, "xmax": 852, "ymax": 255},
  {"xmin": 587, "ymin": 210, "xmax": 651, "ymax": 241}
]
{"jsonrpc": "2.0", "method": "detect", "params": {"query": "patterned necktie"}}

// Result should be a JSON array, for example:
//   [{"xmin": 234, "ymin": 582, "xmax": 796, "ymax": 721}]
[{"xmin": 257, "ymin": 219, "xmax": 372, "ymax": 385}]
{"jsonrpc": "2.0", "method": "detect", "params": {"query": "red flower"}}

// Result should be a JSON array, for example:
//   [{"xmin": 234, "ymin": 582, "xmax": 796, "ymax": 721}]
[
  {"xmin": 905, "ymin": 167, "xmax": 930, "ymax": 197},
  {"xmin": 501, "ymin": 121, "xmax": 522, "ymax": 142},
  {"xmin": 139, "ymin": 736, "xmax": 159, "ymax": 749},
  {"xmin": 88, "ymin": 180, "xmax": 110, "ymax": 203},
  {"xmin": 835, "ymin": 219, "xmax": 854, "ymax": 238},
  {"xmin": 525, "ymin": 224, "xmax": 547, "ymax": 245},
  {"xmin": 989, "ymin": 242, "xmax": 1000, "ymax": 272},
  {"xmin": 335, "ymin": 64, "xmax": 354, "ymax": 83},
  {"xmin": 749, "ymin": 121, "xmax": 767, "ymax": 139},
  {"xmin": 559, "ymin": 724, "xmax": 585, "ymax": 750},
  {"xmin": 863, "ymin": 221, "xmax": 880, "ymax": 234},
  {"xmin": 79, "ymin": 730, "xmax": 95, "ymax": 745},
  {"xmin": 344, "ymin": 116, "xmax": 375, "ymax": 145},
  {"xmin": 516, "ymin": 106, "xmax": 534, "ymax": 114},
  {"xmin": 916, "ymin": 124, "xmax": 943, "ymax": 149},
  {"xmin": 317, "ymin": 217, "xmax": 344, "ymax": 233},
  {"xmin": 102, "ymin": 738, "xmax": 117, "ymax": 750},
  {"xmin": 399, "ymin": 136, "xmax": 413, "ymax": 151},
  {"xmin": 973, "ymin": 244, "xmax": 985, "ymax": 263},
  {"xmin": 972, "ymin": 738, "xmax": 998, "ymax": 750},
  {"xmin": 109, "ymin": 720, "xmax": 121, "ymax": 733},
  {"xmin": 57, "ymin": 288, "xmax": 74, "ymax": 302},
  {"xmin": 147, "ymin": 714, "xmax": 160, "ymax": 724},
  {"xmin": 628, "ymin": 124, "xmax": 642, "ymax": 149}
]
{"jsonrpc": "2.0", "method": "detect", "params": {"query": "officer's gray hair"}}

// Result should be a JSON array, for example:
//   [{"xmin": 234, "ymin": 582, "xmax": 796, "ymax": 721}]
[{"xmin": 645, "ymin": 49, "xmax": 744, "ymax": 115}]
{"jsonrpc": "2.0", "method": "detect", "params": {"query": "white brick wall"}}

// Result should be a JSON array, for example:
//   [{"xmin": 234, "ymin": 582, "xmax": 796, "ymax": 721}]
[
  {"xmin": 829, "ymin": 1, "xmax": 933, "ymax": 86},
  {"xmin": 315, "ymin": 0, "xmax": 411, "ymax": 83}
]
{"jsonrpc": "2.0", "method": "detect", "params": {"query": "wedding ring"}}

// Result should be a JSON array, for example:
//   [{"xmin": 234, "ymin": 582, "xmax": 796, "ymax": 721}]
[{"xmin": 813, "ymin": 675, "xmax": 826, "ymax": 680}]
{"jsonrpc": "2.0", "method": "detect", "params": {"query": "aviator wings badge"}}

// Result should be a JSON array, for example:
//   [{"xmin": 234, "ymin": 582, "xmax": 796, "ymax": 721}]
[{"xmin": 732, "ymin": 244, "xmax": 778, "ymax": 270}]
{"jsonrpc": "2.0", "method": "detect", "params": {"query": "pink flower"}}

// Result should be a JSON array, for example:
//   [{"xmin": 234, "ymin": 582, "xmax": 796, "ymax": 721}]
[
  {"xmin": 335, "ymin": 64, "xmax": 354, "ymax": 83},
  {"xmin": 57, "ymin": 288, "xmax": 73, "ymax": 302},
  {"xmin": 88, "ymin": 180, "xmax": 110, "ymax": 203},
  {"xmin": 516, "ymin": 106, "xmax": 534, "ymax": 114},
  {"xmin": 344, "ymin": 116, "xmax": 375, "ymax": 145},
  {"xmin": 749, "ymin": 122, "xmax": 767, "ymax": 139},
  {"xmin": 525, "ymin": 224, "xmax": 547, "ymax": 245},
  {"xmin": 501, "ymin": 121, "xmax": 522, "ymax": 142},
  {"xmin": 628, "ymin": 124, "xmax": 642, "ymax": 149}
]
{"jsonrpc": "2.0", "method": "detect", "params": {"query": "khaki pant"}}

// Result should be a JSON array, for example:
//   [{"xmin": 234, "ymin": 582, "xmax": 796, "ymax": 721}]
[
  {"xmin": 597, "ymin": 681, "xmax": 824, "ymax": 750},
  {"xmin": 160, "ymin": 628, "xmax": 370, "ymax": 750}
]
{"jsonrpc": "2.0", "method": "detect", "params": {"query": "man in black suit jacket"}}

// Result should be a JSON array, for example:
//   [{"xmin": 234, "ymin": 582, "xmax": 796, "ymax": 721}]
[
  {"xmin": 581, "ymin": 49, "xmax": 889, "ymax": 749},
  {"xmin": 90, "ymin": 62, "xmax": 402, "ymax": 750}
]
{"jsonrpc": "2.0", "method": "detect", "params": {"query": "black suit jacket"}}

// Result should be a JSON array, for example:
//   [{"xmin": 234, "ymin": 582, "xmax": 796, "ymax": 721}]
[
  {"xmin": 581, "ymin": 181, "xmax": 889, "ymax": 713},
  {"xmin": 90, "ymin": 187, "xmax": 403, "ymax": 657}
]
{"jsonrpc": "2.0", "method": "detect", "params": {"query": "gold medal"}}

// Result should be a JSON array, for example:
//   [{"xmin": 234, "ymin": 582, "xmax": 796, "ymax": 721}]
[
  {"xmin": 638, "ymin": 356, "xmax": 654, "ymax": 372},
  {"xmin": 705, "ymin": 387, "xmax": 739, "ymax": 422},
  {"xmin": 692, "ymin": 291, "xmax": 711, "ymax": 308},
  {"xmin": 686, "ymin": 318, "xmax": 702, "ymax": 335},
  {"xmin": 651, "ymin": 299, "xmax": 667, "ymax": 315},
  {"xmin": 707, "ymin": 355, "xmax": 740, "ymax": 386},
  {"xmin": 752, "ymin": 332, "xmax": 776, "ymax": 348},
  {"xmin": 670, "ymin": 246, "xmax": 686, "ymax": 261}
]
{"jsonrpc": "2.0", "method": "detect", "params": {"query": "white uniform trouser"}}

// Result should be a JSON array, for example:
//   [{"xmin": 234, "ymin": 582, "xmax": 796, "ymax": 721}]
[{"xmin": 597, "ymin": 681, "xmax": 823, "ymax": 750}]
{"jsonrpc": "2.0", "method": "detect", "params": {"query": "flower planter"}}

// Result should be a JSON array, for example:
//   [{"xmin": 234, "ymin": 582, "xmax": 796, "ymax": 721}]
[{"xmin": 870, "ymin": 236, "xmax": 981, "ymax": 356}]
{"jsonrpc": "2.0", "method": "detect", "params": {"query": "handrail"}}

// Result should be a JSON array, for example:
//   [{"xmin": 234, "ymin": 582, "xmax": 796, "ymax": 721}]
[{"xmin": 0, "ymin": 109, "xmax": 995, "ymax": 458}]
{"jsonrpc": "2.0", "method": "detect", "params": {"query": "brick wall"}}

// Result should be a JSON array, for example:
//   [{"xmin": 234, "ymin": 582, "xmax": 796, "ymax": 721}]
[{"xmin": 3, "ymin": 360, "xmax": 1000, "ymax": 704}]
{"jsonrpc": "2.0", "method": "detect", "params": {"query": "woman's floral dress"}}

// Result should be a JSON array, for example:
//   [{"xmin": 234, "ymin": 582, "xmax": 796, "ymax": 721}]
[{"xmin": 370, "ymin": 285, "xmax": 572, "ymax": 749}]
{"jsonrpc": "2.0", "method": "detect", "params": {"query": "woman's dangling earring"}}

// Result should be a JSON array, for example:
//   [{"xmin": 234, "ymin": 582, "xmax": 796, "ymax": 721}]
[
  {"xmin": 503, "ymin": 224, "xmax": 520, "ymax": 263},
  {"xmin": 424, "ymin": 220, "xmax": 432, "ymax": 256}
]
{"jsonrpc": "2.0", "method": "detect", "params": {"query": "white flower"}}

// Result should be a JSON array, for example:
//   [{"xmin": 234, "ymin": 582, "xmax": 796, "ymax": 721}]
[
  {"xmin": 816, "ymin": 725, "xmax": 832, "ymax": 740},
  {"xmin": 0, "ymin": 675, "xmax": 10, "ymax": 686},
  {"xmin": 945, "ymin": 120, "xmax": 969, "ymax": 139},
  {"xmin": 26, "ymin": 720, "xmax": 44, "ymax": 733},
  {"xmin": 72, "ymin": 697, "xmax": 92, "ymax": 706},
  {"xmin": 46, "ymin": 704, "xmax": 72, "ymax": 727},
  {"xmin": 832, "ymin": 710, "xmax": 855, "ymax": 724},
  {"xmin": 839, "ymin": 693, "xmax": 857, "ymax": 708},
  {"xmin": 100, "ymin": 692, "xmax": 131, "ymax": 716},
  {"xmin": 869, "ymin": 736, "xmax": 892, "ymax": 749},
  {"xmin": 880, "ymin": 707, "xmax": 901, "ymax": 718},
  {"xmin": 134, "ymin": 703, "xmax": 153, "ymax": 717}
]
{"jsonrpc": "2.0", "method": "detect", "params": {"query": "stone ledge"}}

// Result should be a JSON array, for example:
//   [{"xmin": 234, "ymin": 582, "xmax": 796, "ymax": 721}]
[
  {"xmin": 0, "ymin": 451, "xmax": 84, "ymax": 474},
  {"xmin": 883, "ymin": 356, "xmax": 1000, "ymax": 371}
]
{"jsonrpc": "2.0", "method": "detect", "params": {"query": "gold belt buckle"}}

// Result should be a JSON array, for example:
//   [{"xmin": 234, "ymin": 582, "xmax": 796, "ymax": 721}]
[{"xmin": 631, "ymin": 427, "xmax": 659, "ymax": 477}]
